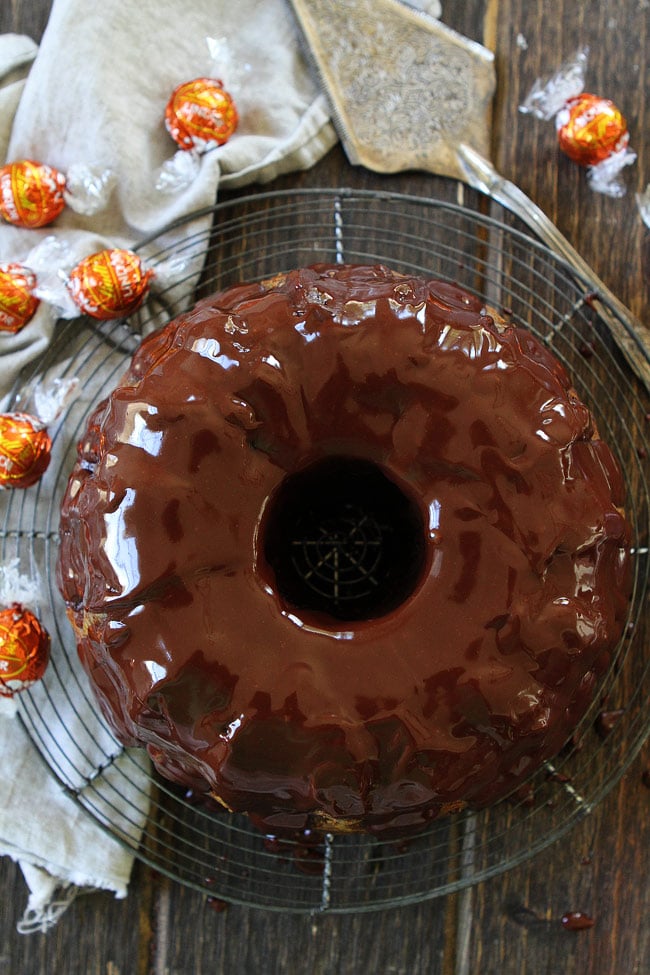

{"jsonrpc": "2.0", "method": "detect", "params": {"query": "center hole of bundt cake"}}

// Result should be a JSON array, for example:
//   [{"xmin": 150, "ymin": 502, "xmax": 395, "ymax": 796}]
[{"xmin": 261, "ymin": 456, "xmax": 426, "ymax": 623}]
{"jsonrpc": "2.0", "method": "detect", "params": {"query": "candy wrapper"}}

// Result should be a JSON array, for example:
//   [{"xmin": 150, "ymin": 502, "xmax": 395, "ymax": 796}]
[
  {"xmin": 0, "ymin": 412, "xmax": 52, "ymax": 489},
  {"xmin": 156, "ymin": 37, "xmax": 245, "ymax": 194},
  {"xmin": 65, "ymin": 248, "xmax": 155, "ymax": 319},
  {"xmin": 19, "ymin": 237, "xmax": 185, "ymax": 322},
  {"xmin": 0, "ymin": 604, "xmax": 50, "ymax": 698},
  {"xmin": 0, "ymin": 263, "xmax": 40, "ymax": 333},
  {"xmin": 0, "ymin": 377, "xmax": 78, "ymax": 489},
  {"xmin": 519, "ymin": 48, "xmax": 636, "ymax": 197},
  {"xmin": 165, "ymin": 78, "xmax": 238, "ymax": 152},
  {"xmin": 0, "ymin": 159, "xmax": 115, "ymax": 229},
  {"xmin": 0, "ymin": 562, "xmax": 48, "ymax": 712}
]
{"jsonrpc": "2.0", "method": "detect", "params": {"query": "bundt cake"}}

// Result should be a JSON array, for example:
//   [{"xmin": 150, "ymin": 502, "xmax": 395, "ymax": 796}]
[{"xmin": 57, "ymin": 264, "xmax": 630, "ymax": 836}]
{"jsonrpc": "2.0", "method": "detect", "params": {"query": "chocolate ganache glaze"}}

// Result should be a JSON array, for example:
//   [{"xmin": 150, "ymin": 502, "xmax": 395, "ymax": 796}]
[{"xmin": 57, "ymin": 264, "xmax": 630, "ymax": 836}]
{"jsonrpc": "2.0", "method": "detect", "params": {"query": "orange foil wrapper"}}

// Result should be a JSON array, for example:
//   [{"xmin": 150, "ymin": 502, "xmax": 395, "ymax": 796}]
[
  {"xmin": 66, "ymin": 248, "xmax": 154, "ymax": 319},
  {"xmin": 0, "ymin": 262, "xmax": 40, "ymax": 333},
  {"xmin": 165, "ymin": 78, "xmax": 238, "ymax": 151},
  {"xmin": 0, "ymin": 604, "xmax": 50, "ymax": 697},
  {"xmin": 0, "ymin": 412, "xmax": 51, "ymax": 489},
  {"xmin": 557, "ymin": 93, "xmax": 629, "ymax": 167},
  {"xmin": 0, "ymin": 160, "xmax": 67, "ymax": 229}
]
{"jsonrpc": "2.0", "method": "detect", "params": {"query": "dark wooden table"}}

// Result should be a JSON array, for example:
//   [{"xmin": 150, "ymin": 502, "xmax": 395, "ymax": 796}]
[{"xmin": 2, "ymin": 2, "xmax": 649, "ymax": 973}]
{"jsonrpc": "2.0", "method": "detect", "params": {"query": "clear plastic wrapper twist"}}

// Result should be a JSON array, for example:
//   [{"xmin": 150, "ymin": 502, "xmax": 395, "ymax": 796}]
[
  {"xmin": 637, "ymin": 185, "xmax": 650, "ymax": 229},
  {"xmin": 519, "ymin": 47, "xmax": 636, "ymax": 197}
]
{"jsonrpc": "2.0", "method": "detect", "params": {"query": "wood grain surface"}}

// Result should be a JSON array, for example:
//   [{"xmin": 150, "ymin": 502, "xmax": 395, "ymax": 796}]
[{"xmin": 1, "ymin": 2, "xmax": 649, "ymax": 974}]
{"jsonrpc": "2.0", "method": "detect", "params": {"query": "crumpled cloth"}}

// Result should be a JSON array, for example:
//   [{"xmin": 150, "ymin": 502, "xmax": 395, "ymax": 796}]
[{"xmin": 0, "ymin": 0, "xmax": 335, "ymax": 931}]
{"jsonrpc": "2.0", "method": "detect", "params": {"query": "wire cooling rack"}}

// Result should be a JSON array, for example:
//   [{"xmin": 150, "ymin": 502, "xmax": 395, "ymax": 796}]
[{"xmin": 2, "ymin": 187, "xmax": 649, "ymax": 913}]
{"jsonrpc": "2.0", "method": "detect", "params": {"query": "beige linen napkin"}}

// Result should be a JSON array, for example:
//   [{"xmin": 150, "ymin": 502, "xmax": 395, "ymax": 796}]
[{"xmin": 0, "ymin": 0, "xmax": 335, "ymax": 931}]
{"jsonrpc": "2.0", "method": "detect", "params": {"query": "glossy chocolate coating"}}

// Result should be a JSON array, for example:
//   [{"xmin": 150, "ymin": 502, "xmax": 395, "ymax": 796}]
[{"xmin": 57, "ymin": 264, "xmax": 630, "ymax": 836}]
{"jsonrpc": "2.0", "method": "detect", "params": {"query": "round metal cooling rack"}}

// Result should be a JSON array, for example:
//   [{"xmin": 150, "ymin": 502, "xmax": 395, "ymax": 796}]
[{"xmin": 2, "ymin": 187, "xmax": 650, "ymax": 914}]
